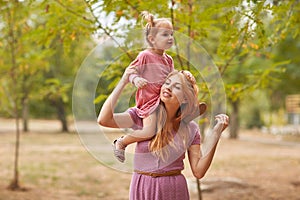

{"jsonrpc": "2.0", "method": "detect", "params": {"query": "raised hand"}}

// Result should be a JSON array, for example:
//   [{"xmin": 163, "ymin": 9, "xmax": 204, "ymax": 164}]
[
  {"xmin": 121, "ymin": 65, "xmax": 138, "ymax": 84},
  {"xmin": 213, "ymin": 114, "xmax": 229, "ymax": 134}
]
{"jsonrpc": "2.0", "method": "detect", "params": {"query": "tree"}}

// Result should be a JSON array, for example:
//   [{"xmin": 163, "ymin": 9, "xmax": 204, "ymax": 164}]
[
  {"xmin": 0, "ymin": 0, "xmax": 49, "ymax": 190},
  {"xmin": 221, "ymin": 0, "xmax": 299, "ymax": 137},
  {"xmin": 270, "ymin": 4, "xmax": 300, "ymax": 109},
  {"xmin": 0, "ymin": 0, "xmax": 51, "ymax": 132},
  {"xmin": 35, "ymin": 0, "xmax": 95, "ymax": 131},
  {"xmin": 0, "ymin": 0, "xmax": 94, "ymax": 189}
]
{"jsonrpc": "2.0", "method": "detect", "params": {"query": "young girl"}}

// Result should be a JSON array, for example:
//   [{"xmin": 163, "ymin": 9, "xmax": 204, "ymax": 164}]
[{"xmin": 99, "ymin": 11, "xmax": 206, "ymax": 162}]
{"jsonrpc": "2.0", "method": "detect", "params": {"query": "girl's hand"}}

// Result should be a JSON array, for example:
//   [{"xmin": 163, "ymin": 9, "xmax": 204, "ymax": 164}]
[
  {"xmin": 121, "ymin": 66, "xmax": 137, "ymax": 84},
  {"xmin": 213, "ymin": 114, "xmax": 229, "ymax": 134},
  {"xmin": 133, "ymin": 77, "xmax": 148, "ymax": 88}
]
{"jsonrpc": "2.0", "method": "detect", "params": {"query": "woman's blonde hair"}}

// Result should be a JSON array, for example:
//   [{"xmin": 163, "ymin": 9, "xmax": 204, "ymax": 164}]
[
  {"xmin": 149, "ymin": 70, "xmax": 199, "ymax": 161},
  {"xmin": 141, "ymin": 11, "xmax": 173, "ymax": 46}
]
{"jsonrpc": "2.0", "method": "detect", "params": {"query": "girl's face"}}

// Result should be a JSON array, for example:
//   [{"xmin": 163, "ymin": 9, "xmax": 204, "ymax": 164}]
[
  {"xmin": 149, "ymin": 24, "xmax": 174, "ymax": 50},
  {"xmin": 160, "ymin": 74, "xmax": 185, "ymax": 107}
]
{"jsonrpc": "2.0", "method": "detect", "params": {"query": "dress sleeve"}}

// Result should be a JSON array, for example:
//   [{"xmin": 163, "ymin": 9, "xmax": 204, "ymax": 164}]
[
  {"xmin": 191, "ymin": 129, "xmax": 201, "ymax": 145},
  {"xmin": 127, "ymin": 108, "xmax": 143, "ymax": 130},
  {"xmin": 189, "ymin": 122, "xmax": 201, "ymax": 145}
]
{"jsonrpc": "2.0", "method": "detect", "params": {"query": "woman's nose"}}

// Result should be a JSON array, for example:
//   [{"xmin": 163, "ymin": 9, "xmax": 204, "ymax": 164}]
[{"xmin": 165, "ymin": 85, "xmax": 172, "ymax": 91}]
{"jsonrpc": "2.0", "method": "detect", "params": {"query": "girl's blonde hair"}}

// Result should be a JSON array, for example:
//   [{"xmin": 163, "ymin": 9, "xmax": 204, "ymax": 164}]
[
  {"xmin": 149, "ymin": 70, "xmax": 199, "ymax": 161},
  {"xmin": 141, "ymin": 11, "xmax": 173, "ymax": 46}
]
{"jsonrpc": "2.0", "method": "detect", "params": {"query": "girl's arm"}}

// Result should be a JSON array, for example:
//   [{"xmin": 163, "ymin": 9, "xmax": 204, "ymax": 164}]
[
  {"xmin": 126, "ymin": 111, "xmax": 157, "ymax": 139},
  {"xmin": 97, "ymin": 66, "xmax": 137, "ymax": 128},
  {"xmin": 97, "ymin": 66, "xmax": 157, "ymax": 139},
  {"xmin": 187, "ymin": 114, "xmax": 229, "ymax": 179},
  {"xmin": 120, "ymin": 112, "xmax": 157, "ymax": 146}
]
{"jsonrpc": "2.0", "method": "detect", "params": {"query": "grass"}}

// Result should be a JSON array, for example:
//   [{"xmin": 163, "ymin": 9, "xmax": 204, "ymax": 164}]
[
  {"xmin": 0, "ymin": 131, "xmax": 131, "ymax": 200},
  {"xmin": 1, "ymin": 121, "xmax": 300, "ymax": 200}
]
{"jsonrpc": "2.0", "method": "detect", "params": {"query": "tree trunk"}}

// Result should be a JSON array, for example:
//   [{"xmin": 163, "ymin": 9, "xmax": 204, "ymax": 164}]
[
  {"xmin": 229, "ymin": 100, "xmax": 239, "ymax": 139},
  {"xmin": 6, "ymin": 0, "xmax": 22, "ymax": 190},
  {"xmin": 54, "ymin": 98, "xmax": 69, "ymax": 132},
  {"xmin": 196, "ymin": 179, "xmax": 203, "ymax": 200},
  {"xmin": 22, "ymin": 98, "xmax": 29, "ymax": 132},
  {"xmin": 8, "ymin": 112, "xmax": 21, "ymax": 190}
]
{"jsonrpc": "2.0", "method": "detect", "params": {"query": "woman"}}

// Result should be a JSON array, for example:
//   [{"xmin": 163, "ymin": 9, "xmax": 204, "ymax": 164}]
[{"xmin": 98, "ymin": 66, "xmax": 229, "ymax": 200}]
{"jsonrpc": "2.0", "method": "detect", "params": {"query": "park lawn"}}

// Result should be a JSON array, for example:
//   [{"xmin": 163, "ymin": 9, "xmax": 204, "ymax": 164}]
[
  {"xmin": 0, "ymin": 130, "xmax": 132, "ymax": 200},
  {"xmin": 0, "ymin": 120, "xmax": 300, "ymax": 200}
]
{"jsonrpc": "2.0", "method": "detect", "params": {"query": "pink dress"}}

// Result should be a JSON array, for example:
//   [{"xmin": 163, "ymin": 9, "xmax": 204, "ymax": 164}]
[
  {"xmin": 129, "ymin": 49, "xmax": 174, "ymax": 118},
  {"xmin": 129, "ymin": 121, "xmax": 201, "ymax": 200}
]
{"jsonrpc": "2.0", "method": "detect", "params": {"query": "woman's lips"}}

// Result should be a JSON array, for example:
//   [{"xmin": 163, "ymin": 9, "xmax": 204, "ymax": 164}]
[{"xmin": 162, "ymin": 90, "xmax": 171, "ymax": 97}]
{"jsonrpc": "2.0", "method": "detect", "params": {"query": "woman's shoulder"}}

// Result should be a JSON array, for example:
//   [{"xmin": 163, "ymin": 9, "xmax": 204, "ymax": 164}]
[
  {"xmin": 187, "ymin": 121, "xmax": 201, "ymax": 145},
  {"xmin": 187, "ymin": 121, "xmax": 199, "ymax": 130}
]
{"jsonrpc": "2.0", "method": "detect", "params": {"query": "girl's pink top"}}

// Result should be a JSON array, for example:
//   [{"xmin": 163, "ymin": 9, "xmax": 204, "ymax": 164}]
[{"xmin": 129, "ymin": 49, "xmax": 174, "ymax": 118}]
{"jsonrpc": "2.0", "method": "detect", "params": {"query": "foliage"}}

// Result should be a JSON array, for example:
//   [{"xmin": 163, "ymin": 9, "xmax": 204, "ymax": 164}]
[
  {"xmin": 88, "ymin": 0, "xmax": 300, "ymax": 140},
  {"xmin": 0, "ymin": 0, "xmax": 49, "ymax": 118},
  {"xmin": 0, "ymin": 0, "xmax": 299, "ymax": 126},
  {"xmin": 269, "ymin": 34, "xmax": 300, "ymax": 110},
  {"xmin": 0, "ymin": 0, "xmax": 95, "ymax": 120}
]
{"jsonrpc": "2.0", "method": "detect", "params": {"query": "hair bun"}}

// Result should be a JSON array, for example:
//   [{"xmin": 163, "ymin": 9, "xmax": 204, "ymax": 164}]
[{"xmin": 141, "ymin": 11, "xmax": 154, "ymax": 27}]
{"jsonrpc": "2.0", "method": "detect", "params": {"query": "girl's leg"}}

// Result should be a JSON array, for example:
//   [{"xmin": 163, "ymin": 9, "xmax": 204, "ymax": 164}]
[{"xmin": 113, "ymin": 112, "xmax": 157, "ymax": 162}]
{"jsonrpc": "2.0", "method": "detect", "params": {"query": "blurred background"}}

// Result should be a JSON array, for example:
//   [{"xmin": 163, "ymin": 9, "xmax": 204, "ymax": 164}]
[{"xmin": 0, "ymin": 0, "xmax": 299, "ymax": 200}]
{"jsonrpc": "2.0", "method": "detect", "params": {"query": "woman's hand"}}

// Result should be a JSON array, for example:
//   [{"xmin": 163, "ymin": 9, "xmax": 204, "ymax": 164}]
[
  {"xmin": 213, "ymin": 114, "xmax": 229, "ymax": 135},
  {"xmin": 121, "ymin": 65, "xmax": 138, "ymax": 84}
]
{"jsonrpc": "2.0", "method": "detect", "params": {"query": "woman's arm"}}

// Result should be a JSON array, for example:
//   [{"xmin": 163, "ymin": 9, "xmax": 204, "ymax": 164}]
[
  {"xmin": 97, "ymin": 66, "xmax": 137, "ymax": 128},
  {"xmin": 188, "ymin": 114, "xmax": 229, "ymax": 179}
]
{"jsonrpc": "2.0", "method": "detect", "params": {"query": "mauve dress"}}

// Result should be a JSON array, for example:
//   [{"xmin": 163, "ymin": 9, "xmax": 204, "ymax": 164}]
[
  {"xmin": 128, "ymin": 49, "xmax": 174, "ymax": 118},
  {"xmin": 129, "ymin": 121, "xmax": 201, "ymax": 200}
]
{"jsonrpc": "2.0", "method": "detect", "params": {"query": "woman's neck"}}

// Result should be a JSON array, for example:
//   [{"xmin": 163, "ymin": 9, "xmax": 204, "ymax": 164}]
[{"xmin": 165, "ymin": 104, "xmax": 178, "ymax": 123}]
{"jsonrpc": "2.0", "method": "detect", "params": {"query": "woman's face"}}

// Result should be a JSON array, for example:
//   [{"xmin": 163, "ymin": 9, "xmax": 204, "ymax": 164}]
[{"xmin": 160, "ymin": 74, "xmax": 186, "ymax": 107}]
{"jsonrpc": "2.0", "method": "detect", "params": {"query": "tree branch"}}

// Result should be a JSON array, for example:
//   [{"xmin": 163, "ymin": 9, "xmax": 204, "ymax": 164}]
[
  {"xmin": 170, "ymin": 0, "xmax": 184, "ymax": 69},
  {"xmin": 54, "ymin": 0, "xmax": 134, "ymax": 60}
]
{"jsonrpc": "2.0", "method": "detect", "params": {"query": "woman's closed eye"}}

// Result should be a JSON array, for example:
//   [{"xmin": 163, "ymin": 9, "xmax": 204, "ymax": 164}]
[
  {"xmin": 173, "ymin": 83, "xmax": 182, "ymax": 90},
  {"xmin": 164, "ymin": 79, "xmax": 171, "ymax": 85},
  {"xmin": 163, "ymin": 79, "xmax": 182, "ymax": 90}
]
